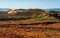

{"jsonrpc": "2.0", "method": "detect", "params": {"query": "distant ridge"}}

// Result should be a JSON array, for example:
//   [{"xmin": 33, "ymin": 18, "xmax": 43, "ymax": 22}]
[
  {"xmin": 0, "ymin": 8, "xmax": 60, "ymax": 11},
  {"xmin": 45, "ymin": 8, "xmax": 60, "ymax": 11},
  {"xmin": 0, "ymin": 8, "xmax": 10, "ymax": 11}
]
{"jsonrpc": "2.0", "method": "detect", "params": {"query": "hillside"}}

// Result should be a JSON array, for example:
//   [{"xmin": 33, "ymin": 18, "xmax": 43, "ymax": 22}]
[{"xmin": 0, "ymin": 9, "xmax": 60, "ymax": 38}]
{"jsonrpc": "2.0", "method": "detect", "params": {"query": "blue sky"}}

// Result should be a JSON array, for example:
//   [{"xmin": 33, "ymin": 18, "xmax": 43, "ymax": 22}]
[{"xmin": 0, "ymin": 0, "xmax": 60, "ymax": 9}]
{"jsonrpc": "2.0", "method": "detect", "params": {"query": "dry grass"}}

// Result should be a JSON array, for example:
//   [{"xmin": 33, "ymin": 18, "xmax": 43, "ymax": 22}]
[{"xmin": 0, "ymin": 23, "xmax": 60, "ymax": 38}]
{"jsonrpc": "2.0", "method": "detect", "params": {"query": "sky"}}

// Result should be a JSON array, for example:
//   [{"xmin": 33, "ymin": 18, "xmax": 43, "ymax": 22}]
[{"xmin": 0, "ymin": 0, "xmax": 60, "ymax": 9}]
